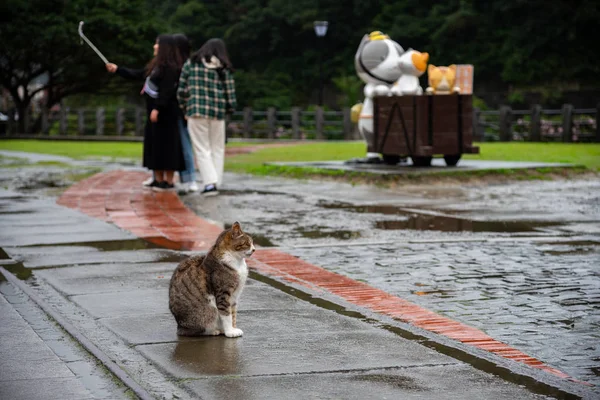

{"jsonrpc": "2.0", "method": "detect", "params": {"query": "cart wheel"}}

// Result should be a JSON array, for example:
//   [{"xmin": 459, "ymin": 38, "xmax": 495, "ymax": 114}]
[
  {"xmin": 382, "ymin": 154, "xmax": 401, "ymax": 165},
  {"xmin": 443, "ymin": 154, "xmax": 462, "ymax": 166},
  {"xmin": 411, "ymin": 156, "xmax": 432, "ymax": 167}
]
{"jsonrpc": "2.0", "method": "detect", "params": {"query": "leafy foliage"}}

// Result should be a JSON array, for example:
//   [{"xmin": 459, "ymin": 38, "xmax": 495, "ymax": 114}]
[{"xmin": 2, "ymin": 0, "xmax": 598, "ymax": 131}]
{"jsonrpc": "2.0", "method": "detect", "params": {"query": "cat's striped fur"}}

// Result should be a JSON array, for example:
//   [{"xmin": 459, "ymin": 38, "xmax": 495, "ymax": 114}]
[{"xmin": 168, "ymin": 222, "xmax": 255, "ymax": 337}]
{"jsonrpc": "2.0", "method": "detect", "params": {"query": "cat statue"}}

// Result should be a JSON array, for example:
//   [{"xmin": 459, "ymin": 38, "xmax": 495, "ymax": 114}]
[
  {"xmin": 353, "ymin": 31, "xmax": 405, "ymax": 161},
  {"xmin": 169, "ymin": 221, "xmax": 255, "ymax": 338},
  {"xmin": 425, "ymin": 64, "xmax": 461, "ymax": 95},
  {"xmin": 390, "ymin": 49, "xmax": 429, "ymax": 96}
]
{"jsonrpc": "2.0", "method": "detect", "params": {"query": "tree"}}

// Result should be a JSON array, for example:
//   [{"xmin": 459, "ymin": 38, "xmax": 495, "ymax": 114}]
[{"xmin": 0, "ymin": 0, "xmax": 162, "ymax": 132}]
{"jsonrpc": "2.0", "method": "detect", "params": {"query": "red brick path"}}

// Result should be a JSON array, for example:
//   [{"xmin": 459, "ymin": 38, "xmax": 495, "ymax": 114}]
[{"xmin": 58, "ymin": 170, "xmax": 575, "ymax": 381}]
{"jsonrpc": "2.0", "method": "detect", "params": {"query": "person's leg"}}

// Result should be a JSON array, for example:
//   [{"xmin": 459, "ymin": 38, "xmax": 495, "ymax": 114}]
[
  {"xmin": 177, "ymin": 118, "xmax": 196, "ymax": 184},
  {"xmin": 210, "ymin": 119, "xmax": 226, "ymax": 186},
  {"xmin": 188, "ymin": 118, "xmax": 218, "ymax": 187},
  {"xmin": 165, "ymin": 171, "xmax": 175, "ymax": 185}
]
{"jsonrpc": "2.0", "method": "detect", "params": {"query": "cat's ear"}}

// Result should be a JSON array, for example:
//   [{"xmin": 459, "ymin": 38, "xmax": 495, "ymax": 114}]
[
  {"xmin": 428, "ymin": 64, "xmax": 436, "ymax": 74},
  {"xmin": 448, "ymin": 64, "xmax": 457, "ymax": 72},
  {"xmin": 231, "ymin": 221, "xmax": 243, "ymax": 237}
]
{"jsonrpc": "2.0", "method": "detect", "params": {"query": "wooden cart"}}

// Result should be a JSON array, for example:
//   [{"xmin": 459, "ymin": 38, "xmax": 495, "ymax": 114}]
[{"xmin": 372, "ymin": 94, "xmax": 479, "ymax": 166}]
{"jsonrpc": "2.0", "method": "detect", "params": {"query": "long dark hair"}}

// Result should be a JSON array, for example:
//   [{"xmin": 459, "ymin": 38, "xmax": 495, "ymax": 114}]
[
  {"xmin": 145, "ymin": 34, "xmax": 183, "ymax": 77},
  {"xmin": 190, "ymin": 38, "xmax": 233, "ymax": 71},
  {"xmin": 173, "ymin": 33, "xmax": 191, "ymax": 62}
]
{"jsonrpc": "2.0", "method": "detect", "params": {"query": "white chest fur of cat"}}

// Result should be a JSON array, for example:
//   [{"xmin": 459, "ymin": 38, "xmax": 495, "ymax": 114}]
[{"xmin": 168, "ymin": 221, "xmax": 255, "ymax": 338}]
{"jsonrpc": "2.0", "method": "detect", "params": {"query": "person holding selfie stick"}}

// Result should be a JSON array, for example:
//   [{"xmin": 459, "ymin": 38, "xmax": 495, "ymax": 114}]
[{"xmin": 104, "ymin": 35, "xmax": 185, "ymax": 190}]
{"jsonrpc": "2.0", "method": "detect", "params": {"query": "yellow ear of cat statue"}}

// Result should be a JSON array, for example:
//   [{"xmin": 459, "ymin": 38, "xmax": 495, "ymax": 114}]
[{"xmin": 426, "ymin": 64, "xmax": 461, "ymax": 95}]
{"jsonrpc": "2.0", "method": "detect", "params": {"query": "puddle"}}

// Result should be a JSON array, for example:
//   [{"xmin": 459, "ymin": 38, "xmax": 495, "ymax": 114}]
[
  {"xmin": 295, "ymin": 227, "xmax": 362, "ymax": 240},
  {"xmin": 318, "ymin": 201, "xmax": 561, "ymax": 233},
  {"xmin": 25, "ymin": 238, "xmax": 161, "ymax": 251},
  {"xmin": 223, "ymin": 223, "xmax": 276, "ymax": 247},
  {"xmin": 0, "ymin": 248, "xmax": 32, "ymax": 280},
  {"xmin": 375, "ymin": 217, "xmax": 558, "ymax": 233},
  {"xmin": 412, "ymin": 289, "xmax": 456, "ymax": 297},
  {"xmin": 353, "ymin": 374, "xmax": 423, "ymax": 390},
  {"xmin": 537, "ymin": 240, "xmax": 600, "ymax": 256}
]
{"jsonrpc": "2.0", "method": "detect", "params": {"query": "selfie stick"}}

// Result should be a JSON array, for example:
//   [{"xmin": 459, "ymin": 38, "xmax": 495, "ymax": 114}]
[{"xmin": 78, "ymin": 21, "xmax": 109, "ymax": 64}]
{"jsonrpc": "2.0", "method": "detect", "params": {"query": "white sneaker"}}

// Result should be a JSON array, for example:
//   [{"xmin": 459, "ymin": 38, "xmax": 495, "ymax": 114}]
[
  {"xmin": 142, "ymin": 176, "xmax": 155, "ymax": 187},
  {"xmin": 188, "ymin": 181, "xmax": 199, "ymax": 192}
]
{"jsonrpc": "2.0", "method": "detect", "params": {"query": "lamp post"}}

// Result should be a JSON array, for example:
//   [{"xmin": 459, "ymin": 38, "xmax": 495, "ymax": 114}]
[{"xmin": 313, "ymin": 20, "xmax": 328, "ymax": 106}]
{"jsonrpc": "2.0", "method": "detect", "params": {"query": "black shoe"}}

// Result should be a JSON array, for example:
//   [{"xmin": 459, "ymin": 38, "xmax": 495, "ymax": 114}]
[
  {"xmin": 143, "ymin": 179, "xmax": 160, "ymax": 188},
  {"xmin": 153, "ymin": 181, "xmax": 175, "ymax": 192},
  {"xmin": 201, "ymin": 184, "xmax": 219, "ymax": 197}
]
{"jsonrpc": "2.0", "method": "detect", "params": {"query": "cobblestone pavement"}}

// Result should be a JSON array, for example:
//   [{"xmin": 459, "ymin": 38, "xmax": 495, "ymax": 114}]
[{"xmin": 183, "ymin": 173, "xmax": 600, "ymax": 386}]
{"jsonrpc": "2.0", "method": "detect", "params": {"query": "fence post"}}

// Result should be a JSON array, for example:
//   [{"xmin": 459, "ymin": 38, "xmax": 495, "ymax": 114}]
[
  {"xmin": 530, "ymin": 104, "xmax": 542, "ymax": 142},
  {"xmin": 596, "ymin": 102, "xmax": 600, "ymax": 143},
  {"xmin": 472, "ymin": 107, "xmax": 482, "ymax": 141},
  {"xmin": 315, "ymin": 106, "xmax": 324, "ymax": 140},
  {"xmin": 291, "ymin": 107, "xmax": 301, "ymax": 139},
  {"xmin": 135, "ymin": 107, "xmax": 144, "ymax": 136},
  {"xmin": 343, "ymin": 108, "xmax": 353, "ymax": 140},
  {"xmin": 267, "ymin": 107, "xmax": 276, "ymax": 139},
  {"xmin": 59, "ymin": 106, "xmax": 68, "ymax": 135},
  {"xmin": 78, "ymin": 109, "xmax": 85, "ymax": 135},
  {"xmin": 243, "ymin": 107, "xmax": 253, "ymax": 138},
  {"xmin": 116, "ymin": 107, "xmax": 125, "ymax": 136},
  {"xmin": 96, "ymin": 107, "xmax": 105, "ymax": 136},
  {"xmin": 41, "ymin": 109, "xmax": 49, "ymax": 135},
  {"xmin": 499, "ymin": 105, "xmax": 512, "ymax": 141},
  {"xmin": 561, "ymin": 103, "xmax": 573, "ymax": 142}
]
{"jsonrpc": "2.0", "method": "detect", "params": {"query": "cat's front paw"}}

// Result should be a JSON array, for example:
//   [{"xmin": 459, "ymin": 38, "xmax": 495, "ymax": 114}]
[{"xmin": 224, "ymin": 328, "xmax": 243, "ymax": 338}]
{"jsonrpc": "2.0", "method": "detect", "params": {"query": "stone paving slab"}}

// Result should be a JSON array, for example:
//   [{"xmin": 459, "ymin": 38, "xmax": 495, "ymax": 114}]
[
  {"xmin": 137, "ymin": 329, "xmax": 455, "ymax": 378},
  {"xmin": 182, "ymin": 365, "xmax": 551, "ymax": 400},
  {"xmin": 35, "ymin": 262, "xmax": 177, "ymax": 295},
  {"xmin": 9, "ymin": 246, "xmax": 179, "ymax": 268},
  {"xmin": 70, "ymin": 281, "xmax": 314, "ymax": 319},
  {"xmin": 102, "ymin": 307, "xmax": 377, "ymax": 345}
]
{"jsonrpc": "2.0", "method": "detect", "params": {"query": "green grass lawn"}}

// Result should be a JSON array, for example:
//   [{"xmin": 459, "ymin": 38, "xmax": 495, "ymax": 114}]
[{"xmin": 1, "ymin": 139, "xmax": 598, "ymax": 173}]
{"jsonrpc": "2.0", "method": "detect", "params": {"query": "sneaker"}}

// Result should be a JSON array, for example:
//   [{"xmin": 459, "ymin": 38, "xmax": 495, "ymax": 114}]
[
  {"xmin": 188, "ymin": 181, "xmax": 199, "ymax": 192},
  {"xmin": 201, "ymin": 184, "xmax": 219, "ymax": 197},
  {"xmin": 143, "ymin": 180, "xmax": 160, "ymax": 189},
  {"xmin": 142, "ymin": 176, "xmax": 155, "ymax": 187},
  {"xmin": 153, "ymin": 181, "xmax": 175, "ymax": 192}
]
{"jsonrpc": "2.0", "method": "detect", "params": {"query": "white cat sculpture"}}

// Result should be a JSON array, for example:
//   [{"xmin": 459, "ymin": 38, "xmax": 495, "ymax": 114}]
[
  {"xmin": 390, "ymin": 49, "xmax": 429, "ymax": 96},
  {"xmin": 354, "ymin": 31, "xmax": 404, "ymax": 161}
]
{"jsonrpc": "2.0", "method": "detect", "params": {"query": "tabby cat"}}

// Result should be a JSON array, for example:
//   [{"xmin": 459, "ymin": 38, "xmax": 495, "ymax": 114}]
[{"xmin": 168, "ymin": 221, "xmax": 255, "ymax": 337}]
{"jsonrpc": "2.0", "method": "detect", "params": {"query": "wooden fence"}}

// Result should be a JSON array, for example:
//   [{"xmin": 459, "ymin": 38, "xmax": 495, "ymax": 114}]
[{"xmin": 2, "ymin": 103, "xmax": 599, "ymax": 142}]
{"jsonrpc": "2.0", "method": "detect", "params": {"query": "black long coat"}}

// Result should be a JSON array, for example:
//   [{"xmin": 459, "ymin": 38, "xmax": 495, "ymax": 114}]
[{"xmin": 116, "ymin": 66, "xmax": 185, "ymax": 171}]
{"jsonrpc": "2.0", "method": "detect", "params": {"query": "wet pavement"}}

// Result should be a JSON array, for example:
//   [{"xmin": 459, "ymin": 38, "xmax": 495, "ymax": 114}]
[
  {"xmin": 181, "ymin": 173, "xmax": 600, "ymax": 388},
  {"xmin": 0, "ymin": 150, "xmax": 599, "ymax": 399}
]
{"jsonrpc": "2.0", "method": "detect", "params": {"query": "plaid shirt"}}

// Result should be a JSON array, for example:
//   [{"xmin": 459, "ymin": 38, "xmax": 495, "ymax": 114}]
[{"xmin": 177, "ymin": 59, "xmax": 237, "ymax": 120}]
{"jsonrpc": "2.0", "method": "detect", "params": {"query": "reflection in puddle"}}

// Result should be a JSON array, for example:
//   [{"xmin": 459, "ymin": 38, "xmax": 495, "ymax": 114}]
[
  {"xmin": 224, "ymin": 223, "xmax": 276, "ymax": 247},
  {"xmin": 538, "ymin": 240, "xmax": 600, "ymax": 256},
  {"xmin": 296, "ymin": 227, "xmax": 361, "ymax": 240},
  {"xmin": 412, "ymin": 289, "xmax": 456, "ymax": 297},
  {"xmin": 353, "ymin": 374, "xmax": 423, "ymax": 390},
  {"xmin": 319, "ymin": 201, "xmax": 561, "ymax": 233},
  {"xmin": 171, "ymin": 337, "xmax": 241, "ymax": 375},
  {"xmin": 0, "ymin": 248, "xmax": 32, "ymax": 280},
  {"xmin": 375, "ymin": 217, "xmax": 558, "ymax": 233}
]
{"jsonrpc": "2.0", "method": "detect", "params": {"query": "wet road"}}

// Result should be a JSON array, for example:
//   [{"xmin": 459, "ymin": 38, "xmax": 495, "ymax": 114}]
[{"xmin": 182, "ymin": 173, "xmax": 600, "ymax": 386}]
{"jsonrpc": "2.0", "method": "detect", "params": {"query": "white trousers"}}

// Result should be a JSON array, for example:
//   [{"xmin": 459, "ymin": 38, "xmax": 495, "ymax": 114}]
[{"xmin": 187, "ymin": 117, "xmax": 225, "ymax": 186}]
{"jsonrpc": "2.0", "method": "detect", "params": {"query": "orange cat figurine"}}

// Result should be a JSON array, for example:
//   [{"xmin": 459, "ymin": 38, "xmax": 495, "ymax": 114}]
[{"xmin": 426, "ymin": 64, "xmax": 461, "ymax": 94}]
